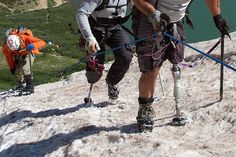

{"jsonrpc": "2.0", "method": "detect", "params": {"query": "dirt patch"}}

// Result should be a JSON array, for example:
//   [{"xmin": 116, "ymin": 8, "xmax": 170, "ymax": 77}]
[
  {"xmin": 0, "ymin": 0, "xmax": 67, "ymax": 13},
  {"xmin": 28, "ymin": 0, "xmax": 67, "ymax": 11}
]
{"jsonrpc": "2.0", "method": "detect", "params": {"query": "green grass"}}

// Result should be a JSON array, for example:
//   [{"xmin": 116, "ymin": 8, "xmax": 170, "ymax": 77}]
[
  {"xmin": 0, "ymin": 3, "xmax": 86, "ymax": 91},
  {"xmin": 0, "ymin": 2, "xmax": 115, "ymax": 92}
]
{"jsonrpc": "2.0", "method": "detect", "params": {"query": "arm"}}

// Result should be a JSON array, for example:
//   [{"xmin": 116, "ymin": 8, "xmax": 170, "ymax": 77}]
[
  {"xmin": 132, "ymin": 0, "xmax": 170, "ymax": 31},
  {"xmin": 205, "ymin": 0, "xmax": 230, "ymax": 36},
  {"xmin": 132, "ymin": 0, "xmax": 155, "ymax": 16},
  {"xmin": 76, "ymin": 11, "xmax": 94, "ymax": 42},
  {"xmin": 205, "ymin": 0, "xmax": 220, "ymax": 16},
  {"xmin": 28, "ymin": 36, "xmax": 46, "ymax": 50},
  {"xmin": 2, "ymin": 43, "xmax": 15, "ymax": 70},
  {"xmin": 76, "ymin": 0, "xmax": 101, "ymax": 53},
  {"xmin": 19, "ymin": 35, "xmax": 46, "ymax": 55}
]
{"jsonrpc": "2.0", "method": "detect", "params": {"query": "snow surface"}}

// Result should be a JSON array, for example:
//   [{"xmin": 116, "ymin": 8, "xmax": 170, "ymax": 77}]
[{"xmin": 0, "ymin": 32, "xmax": 236, "ymax": 157}]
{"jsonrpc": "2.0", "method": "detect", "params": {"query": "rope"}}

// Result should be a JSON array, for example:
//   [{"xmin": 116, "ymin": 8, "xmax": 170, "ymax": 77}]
[
  {"xmin": 92, "ymin": 32, "xmax": 159, "ymax": 58},
  {"xmin": 163, "ymin": 32, "xmax": 236, "ymax": 72},
  {"xmin": 62, "ymin": 31, "xmax": 235, "ymax": 75},
  {"xmin": 60, "ymin": 32, "xmax": 159, "ymax": 74},
  {"xmin": 179, "ymin": 39, "xmax": 221, "ymax": 68}
]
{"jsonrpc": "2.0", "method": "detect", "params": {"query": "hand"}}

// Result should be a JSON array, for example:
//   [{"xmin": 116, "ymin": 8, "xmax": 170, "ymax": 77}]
[
  {"xmin": 10, "ymin": 69, "xmax": 15, "ymax": 75},
  {"xmin": 26, "ymin": 44, "xmax": 35, "ymax": 51},
  {"xmin": 148, "ymin": 10, "xmax": 170, "ymax": 31},
  {"xmin": 160, "ymin": 13, "xmax": 171, "ymax": 31},
  {"xmin": 213, "ymin": 14, "xmax": 230, "ymax": 37},
  {"xmin": 86, "ymin": 37, "xmax": 100, "ymax": 54}
]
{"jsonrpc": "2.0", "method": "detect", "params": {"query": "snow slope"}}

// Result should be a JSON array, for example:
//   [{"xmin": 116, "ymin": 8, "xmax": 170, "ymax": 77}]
[{"xmin": 0, "ymin": 32, "xmax": 236, "ymax": 157}]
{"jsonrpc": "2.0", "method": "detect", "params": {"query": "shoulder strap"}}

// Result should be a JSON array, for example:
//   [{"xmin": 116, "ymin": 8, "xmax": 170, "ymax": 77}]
[
  {"xmin": 95, "ymin": 0, "xmax": 109, "ymax": 11},
  {"xmin": 95, "ymin": 0, "xmax": 130, "ymax": 11},
  {"xmin": 155, "ymin": 0, "xmax": 159, "ymax": 8}
]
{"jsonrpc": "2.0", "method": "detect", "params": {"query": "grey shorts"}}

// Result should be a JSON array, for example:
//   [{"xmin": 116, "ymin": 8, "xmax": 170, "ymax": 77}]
[{"xmin": 136, "ymin": 23, "xmax": 185, "ymax": 73}]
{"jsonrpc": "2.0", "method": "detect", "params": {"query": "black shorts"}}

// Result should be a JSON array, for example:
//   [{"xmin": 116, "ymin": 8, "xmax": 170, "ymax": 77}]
[{"xmin": 136, "ymin": 23, "xmax": 185, "ymax": 73}]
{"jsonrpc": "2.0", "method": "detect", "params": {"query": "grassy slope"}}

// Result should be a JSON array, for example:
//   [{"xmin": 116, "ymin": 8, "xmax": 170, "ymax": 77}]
[
  {"xmin": 0, "ymin": 2, "xmax": 86, "ymax": 91},
  {"xmin": 0, "ymin": 2, "xmax": 115, "ymax": 91}
]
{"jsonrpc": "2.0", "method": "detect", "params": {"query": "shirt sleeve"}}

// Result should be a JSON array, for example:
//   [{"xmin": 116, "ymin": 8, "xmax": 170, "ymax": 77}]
[
  {"xmin": 27, "ymin": 36, "xmax": 46, "ymax": 50},
  {"xmin": 76, "ymin": 0, "xmax": 101, "ymax": 41},
  {"xmin": 2, "ymin": 43, "xmax": 15, "ymax": 69},
  {"xmin": 20, "ymin": 35, "xmax": 46, "ymax": 55}
]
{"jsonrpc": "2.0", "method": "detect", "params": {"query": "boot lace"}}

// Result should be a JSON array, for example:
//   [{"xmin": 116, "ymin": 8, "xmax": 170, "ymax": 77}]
[
  {"xmin": 142, "ymin": 105, "xmax": 156, "ymax": 118},
  {"xmin": 108, "ymin": 83, "xmax": 119, "ymax": 98}
]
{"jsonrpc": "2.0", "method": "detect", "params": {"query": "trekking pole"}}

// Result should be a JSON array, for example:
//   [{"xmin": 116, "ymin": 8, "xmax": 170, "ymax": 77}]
[
  {"xmin": 29, "ymin": 50, "xmax": 33, "ymax": 78},
  {"xmin": 84, "ymin": 83, "xmax": 93, "ymax": 104},
  {"xmin": 163, "ymin": 32, "xmax": 236, "ymax": 72},
  {"xmin": 220, "ymin": 34, "xmax": 224, "ymax": 101}
]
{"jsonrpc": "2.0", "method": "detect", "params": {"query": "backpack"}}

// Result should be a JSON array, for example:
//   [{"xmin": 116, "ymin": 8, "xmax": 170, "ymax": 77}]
[{"xmin": 5, "ymin": 26, "xmax": 33, "ymax": 38}]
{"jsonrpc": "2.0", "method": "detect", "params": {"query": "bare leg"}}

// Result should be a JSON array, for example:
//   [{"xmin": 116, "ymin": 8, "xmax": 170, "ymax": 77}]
[
  {"xmin": 139, "ymin": 67, "xmax": 160, "ymax": 98},
  {"xmin": 137, "ymin": 67, "xmax": 160, "ymax": 132}
]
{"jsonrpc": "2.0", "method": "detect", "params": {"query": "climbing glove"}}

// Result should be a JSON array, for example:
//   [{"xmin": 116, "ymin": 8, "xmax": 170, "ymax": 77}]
[
  {"xmin": 213, "ymin": 14, "xmax": 230, "ymax": 37},
  {"xmin": 148, "ymin": 10, "xmax": 170, "ymax": 31}
]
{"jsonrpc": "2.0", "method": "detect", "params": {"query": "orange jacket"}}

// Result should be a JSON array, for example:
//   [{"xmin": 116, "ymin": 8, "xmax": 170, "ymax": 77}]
[
  {"xmin": 9, "ymin": 28, "xmax": 33, "ymax": 37},
  {"xmin": 2, "ymin": 34, "xmax": 46, "ymax": 70}
]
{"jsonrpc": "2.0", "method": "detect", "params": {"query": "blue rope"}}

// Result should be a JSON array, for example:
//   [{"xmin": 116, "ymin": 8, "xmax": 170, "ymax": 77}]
[
  {"xmin": 62, "ymin": 33, "xmax": 159, "ymax": 74},
  {"xmin": 75, "ymin": 31, "xmax": 235, "ymax": 73},
  {"xmin": 163, "ymin": 32, "xmax": 236, "ymax": 72},
  {"xmin": 92, "ymin": 32, "xmax": 159, "ymax": 57}
]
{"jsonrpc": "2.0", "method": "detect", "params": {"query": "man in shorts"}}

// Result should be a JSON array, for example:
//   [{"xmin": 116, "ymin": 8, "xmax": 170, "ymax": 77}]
[{"xmin": 132, "ymin": 0, "xmax": 229, "ymax": 132}]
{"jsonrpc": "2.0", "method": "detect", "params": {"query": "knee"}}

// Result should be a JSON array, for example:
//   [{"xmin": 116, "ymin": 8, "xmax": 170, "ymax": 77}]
[
  {"xmin": 143, "ymin": 68, "xmax": 159, "ymax": 78},
  {"xmin": 116, "ymin": 47, "xmax": 133, "ymax": 64},
  {"xmin": 121, "ymin": 52, "xmax": 133, "ymax": 66},
  {"xmin": 23, "ymin": 68, "xmax": 32, "ymax": 76},
  {"xmin": 140, "ymin": 71, "xmax": 157, "ymax": 83}
]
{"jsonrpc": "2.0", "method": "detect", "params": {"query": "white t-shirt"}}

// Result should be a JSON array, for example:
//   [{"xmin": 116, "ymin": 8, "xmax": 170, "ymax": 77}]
[
  {"xmin": 133, "ymin": 0, "xmax": 191, "ymax": 39},
  {"xmin": 157, "ymin": 0, "xmax": 191, "ymax": 22}
]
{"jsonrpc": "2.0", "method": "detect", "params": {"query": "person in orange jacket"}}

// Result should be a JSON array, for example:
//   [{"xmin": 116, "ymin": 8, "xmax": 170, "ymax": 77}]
[{"xmin": 2, "ymin": 29, "xmax": 46, "ymax": 95}]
